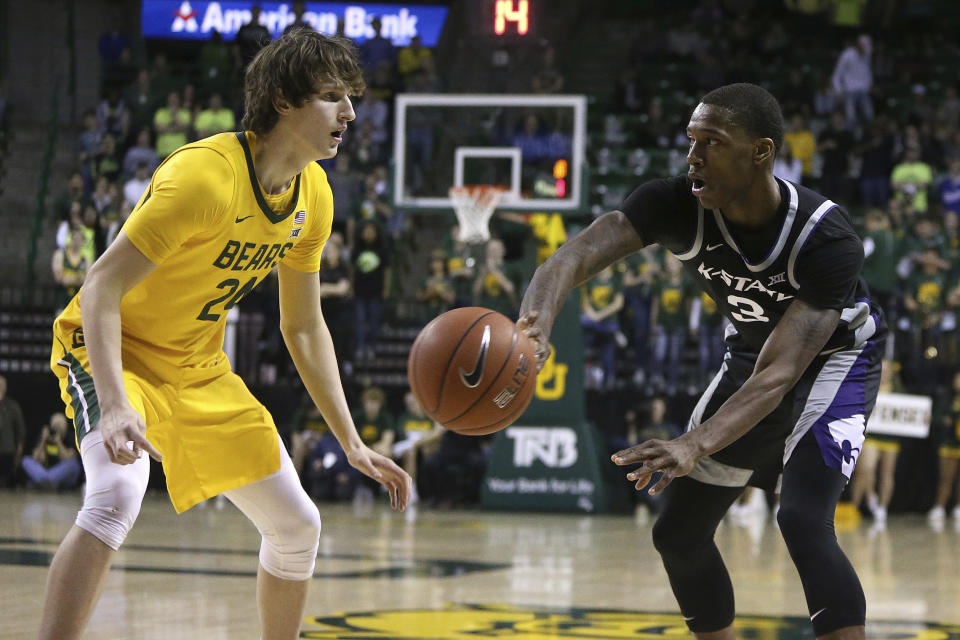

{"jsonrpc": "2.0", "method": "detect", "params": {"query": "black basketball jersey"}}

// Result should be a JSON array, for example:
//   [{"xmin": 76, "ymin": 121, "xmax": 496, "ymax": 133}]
[{"xmin": 620, "ymin": 175, "xmax": 885, "ymax": 355}]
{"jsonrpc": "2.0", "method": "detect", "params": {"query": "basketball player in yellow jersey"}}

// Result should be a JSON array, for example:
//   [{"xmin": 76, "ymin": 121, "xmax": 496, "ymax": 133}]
[{"xmin": 38, "ymin": 31, "xmax": 412, "ymax": 640}]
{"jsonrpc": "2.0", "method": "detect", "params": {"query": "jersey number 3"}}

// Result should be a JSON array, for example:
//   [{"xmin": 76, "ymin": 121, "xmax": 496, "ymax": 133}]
[
  {"xmin": 197, "ymin": 277, "xmax": 258, "ymax": 322},
  {"xmin": 727, "ymin": 294, "xmax": 769, "ymax": 323}
]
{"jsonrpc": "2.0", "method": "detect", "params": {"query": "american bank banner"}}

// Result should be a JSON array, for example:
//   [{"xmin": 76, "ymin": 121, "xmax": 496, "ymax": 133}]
[{"xmin": 142, "ymin": 1, "xmax": 448, "ymax": 46}]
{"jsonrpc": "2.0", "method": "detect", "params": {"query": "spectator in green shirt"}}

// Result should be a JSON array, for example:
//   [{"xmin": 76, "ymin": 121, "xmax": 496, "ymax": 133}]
[
  {"xmin": 90, "ymin": 133, "xmax": 121, "ymax": 183},
  {"xmin": 860, "ymin": 208, "xmax": 900, "ymax": 324},
  {"xmin": 352, "ymin": 386, "xmax": 399, "ymax": 457},
  {"xmin": 443, "ymin": 225, "xmax": 476, "ymax": 308},
  {"xmin": 352, "ymin": 174, "xmax": 393, "ymax": 243},
  {"xmin": 690, "ymin": 291, "xmax": 724, "ymax": 388},
  {"xmin": 651, "ymin": 253, "xmax": 691, "ymax": 394},
  {"xmin": 392, "ymin": 391, "xmax": 443, "ymax": 501},
  {"xmin": 417, "ymin": 250, "xmax": 455, "ymax": 320},
  {"xmin": 902, "ymin": 247, "xmax": 948, "ymax": 379},
  {"xmin": 898, "ymin": 216, "xmax": 948, "ymax": 282},
  {"xmin": 581, "ymin": 265, "xmax": 627, "ymax": 391},
  {"xmin": 622, "ymin": 248, "xmax": 661, "ymax": 378},
  {"xmin": 905, "ymin": 248, "xmax": 947, "ymax": 326},
  {"xmin": 473, "ymin": 238, "xmax": 520, "ymax": 319}
]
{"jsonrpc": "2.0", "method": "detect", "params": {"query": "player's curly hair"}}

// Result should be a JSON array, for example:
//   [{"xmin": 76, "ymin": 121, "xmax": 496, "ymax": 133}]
[
  {"xmin": 242, "ymin": 29, "xmax": 365, "ymax": 134},
  {"xmin": 700, "ymin": 83, "xmax": 784, "ymax": 153}
]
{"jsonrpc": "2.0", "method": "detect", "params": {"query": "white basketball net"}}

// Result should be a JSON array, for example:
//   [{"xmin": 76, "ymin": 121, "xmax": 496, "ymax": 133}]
[{"xmin": 449, "ymin": 185, "xmax": 508, "ymax": 244}]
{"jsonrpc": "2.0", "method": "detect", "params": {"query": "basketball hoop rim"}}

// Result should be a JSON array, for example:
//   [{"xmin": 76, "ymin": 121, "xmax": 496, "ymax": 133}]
[{"xmin": 448, "ymin": 184, "xmax": 511, "ymax": 197}]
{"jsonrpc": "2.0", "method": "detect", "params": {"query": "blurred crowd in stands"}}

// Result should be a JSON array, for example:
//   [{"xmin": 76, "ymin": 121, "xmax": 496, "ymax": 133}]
[{"xmin": 6, "ymin": 1, "xmax": 959, "ymax": 516}]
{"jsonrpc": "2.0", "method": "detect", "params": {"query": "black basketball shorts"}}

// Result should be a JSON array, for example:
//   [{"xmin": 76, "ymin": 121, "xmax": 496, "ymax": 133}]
[{"xmin": 684, "ymin": 338, "xmax": 883, "ymax": 491}]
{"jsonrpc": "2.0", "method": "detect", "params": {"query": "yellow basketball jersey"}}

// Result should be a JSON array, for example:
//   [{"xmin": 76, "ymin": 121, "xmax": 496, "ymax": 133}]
[{"xmin": 55, "ymin": 131, "xmax": 332, "ymax": 372}]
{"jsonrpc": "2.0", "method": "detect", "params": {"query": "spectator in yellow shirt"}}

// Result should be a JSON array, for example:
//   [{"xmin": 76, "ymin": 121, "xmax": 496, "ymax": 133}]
[
  {"xmin": 397, "ymin": 35, "xmax": 432, "ymax": 85},
  {"xmin": 891, "ymin": 145, "xmax": 934, "ymax": 215},
  {"xmin": 153, "ymin": 91, "xmax": 192, "ymax": 158},
  {"xmin": 194, "ymin": 92, "xmax": 236, "ymax": 139},
  {"xmin": 783, "ymin": 114, "xmax": 816, "ymax": 179}
]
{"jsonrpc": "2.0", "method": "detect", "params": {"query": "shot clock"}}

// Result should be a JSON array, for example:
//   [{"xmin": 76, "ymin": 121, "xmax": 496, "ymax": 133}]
[{"xmin": 479, "ymin": 0, "xmax": 536, "ymax": 39}]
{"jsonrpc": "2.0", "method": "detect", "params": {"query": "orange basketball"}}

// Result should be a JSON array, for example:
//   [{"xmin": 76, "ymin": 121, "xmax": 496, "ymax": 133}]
[{"xmin": 407, "ymin": 307, "xmax": 536, "ymax": 435}]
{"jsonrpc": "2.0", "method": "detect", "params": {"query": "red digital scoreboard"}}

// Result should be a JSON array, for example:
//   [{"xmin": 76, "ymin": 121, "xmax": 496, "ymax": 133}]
[
  {"xmin": 494, "ymin": 0, "xmax": 529, "ymax": 35},
  {"xmin": 482, "ymin": 0, "xmax": 534, "ymax": 38}
]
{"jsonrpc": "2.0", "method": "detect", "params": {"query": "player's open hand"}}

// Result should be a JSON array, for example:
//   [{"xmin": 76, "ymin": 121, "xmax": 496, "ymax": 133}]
[
  {"xmin": 516, "ymin": 311, "xmax": 549, "ymax": 370},
  {"xmin": 346, "ymin": 446, "xmax": 414, "ymax": 511},
  {"xmin": 611, "ymin": 434, "xmax": 701, "ymax": 495},
  {"xmin": 99, "ymin": 405, "xmax": 163, "ymax": 465}
]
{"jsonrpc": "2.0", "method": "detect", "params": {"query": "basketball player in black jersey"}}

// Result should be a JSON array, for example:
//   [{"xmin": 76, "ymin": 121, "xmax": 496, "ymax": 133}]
[{"xmin": 519, "ymin": 83, "xmax": 884, "ymax": 640}]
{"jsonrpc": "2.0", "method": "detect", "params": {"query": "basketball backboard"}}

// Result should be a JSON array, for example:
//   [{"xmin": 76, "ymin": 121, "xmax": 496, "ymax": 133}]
[{"xmin": 392, "ymin": 93, "xmax": 587, "ymax": 210}]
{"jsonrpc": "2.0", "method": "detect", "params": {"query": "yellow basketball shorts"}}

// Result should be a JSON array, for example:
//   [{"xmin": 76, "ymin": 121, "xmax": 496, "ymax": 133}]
[
  {"xmin": 864, "ymin": 436, "xmax": 901, "ymax": 454},
  {"xmin": 51, "ymin": 331, "xmax": 281, "ymax": 513},
  {"xmin": 940, "ymin": 445, "xmax": 960, "ymax": 459}
]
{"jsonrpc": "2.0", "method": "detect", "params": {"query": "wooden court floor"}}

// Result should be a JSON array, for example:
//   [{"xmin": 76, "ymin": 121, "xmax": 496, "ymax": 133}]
[{"xmin": 2, "ymin": 489, "xmax": 959, "ymax": 639}]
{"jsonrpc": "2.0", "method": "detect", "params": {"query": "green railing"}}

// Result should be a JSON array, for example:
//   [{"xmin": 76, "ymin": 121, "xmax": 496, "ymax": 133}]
[
  {"xmin": 25, "ymin": 0, "xmax": 74, "ymax": 290},
  {"xmin": 25, "ymin": 86, "xmax": 60, "ymax": 290}
]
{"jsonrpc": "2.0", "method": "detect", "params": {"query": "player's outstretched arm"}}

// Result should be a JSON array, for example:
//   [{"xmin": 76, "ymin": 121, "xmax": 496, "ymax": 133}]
[
  {"xmin": 518, "ymin": 211, "xmax": 643, "ymax": 367},
  {"xmin": 613, "ymin": 298, "xmax": 840, "ymax": 493},
  {"xmin": 277, "ymin": 264, "xmax": 412, "ymax": 510},
  {"xmin": 79, "ymin": 231, "xmax": 164, "ymax": 464}
]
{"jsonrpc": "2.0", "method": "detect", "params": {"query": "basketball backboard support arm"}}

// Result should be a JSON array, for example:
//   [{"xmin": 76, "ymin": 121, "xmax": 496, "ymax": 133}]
[{"xmin": 393, "ymin": 93, "xmax": 587, "ymax": 210}]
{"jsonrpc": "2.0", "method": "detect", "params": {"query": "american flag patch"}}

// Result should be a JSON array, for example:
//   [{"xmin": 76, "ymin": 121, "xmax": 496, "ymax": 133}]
[{"xmin": 294, "ymin": 210, "xmax": 306, "ymax": 225}]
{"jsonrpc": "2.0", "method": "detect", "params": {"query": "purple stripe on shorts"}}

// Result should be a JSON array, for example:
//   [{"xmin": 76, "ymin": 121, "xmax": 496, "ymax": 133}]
[{"xmin": 811, "ymin": 341, "xmax": 874, "ymax": 474}]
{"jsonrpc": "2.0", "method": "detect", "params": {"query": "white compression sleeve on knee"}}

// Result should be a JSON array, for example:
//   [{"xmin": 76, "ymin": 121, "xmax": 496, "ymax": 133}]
[
  {"xmin": 74, "ymin": 430, "xmax": 151, "ymax": 551},
  {"xmin": 223, "ymin": 442, "xmax": 321, "ymax": 581}
]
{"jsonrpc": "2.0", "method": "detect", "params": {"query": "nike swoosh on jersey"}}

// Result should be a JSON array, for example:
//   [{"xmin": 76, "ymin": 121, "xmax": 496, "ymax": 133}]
[
  {"xmin": 459, "ymin": 324, "xmax": 491, "ymax": 388},
  {"xmin": 706, "ymin": 243, "xmax": 724, "ymax": 251},
  {"xmin": 810, "ymin": 607, "xmax": 827, "ymax": 620},
  {"xmin": 235, "ymin": 214, "xmax": 254, "ymax": 223}
]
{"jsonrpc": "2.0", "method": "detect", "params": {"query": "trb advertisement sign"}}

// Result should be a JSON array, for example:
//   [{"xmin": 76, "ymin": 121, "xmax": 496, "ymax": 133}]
[
  {"xmin": 482, "ymin": 292, "xmax": 614, "ymax": 512},
  {"xmin": 482, "ymin": 423, "xmax": 612, "ymax": 513}
]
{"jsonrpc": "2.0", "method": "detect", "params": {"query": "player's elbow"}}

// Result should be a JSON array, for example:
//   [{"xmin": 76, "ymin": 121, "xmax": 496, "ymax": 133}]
[
  {"xmin": 77, "ymin": 267, "xmax": 118, "ymax": 314},
  {"xmin": 279, "ymin": 317, "xmax": 322, "ymax": 342},
  {"xmin": 751, "ymin": 366, "xmax": 797, "ymax": 406}
]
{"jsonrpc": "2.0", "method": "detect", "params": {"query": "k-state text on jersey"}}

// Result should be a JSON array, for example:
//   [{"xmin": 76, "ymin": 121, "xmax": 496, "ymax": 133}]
[{"xmin": 697, "ymin": 262, "xmax": 795, "ymax": 302}]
